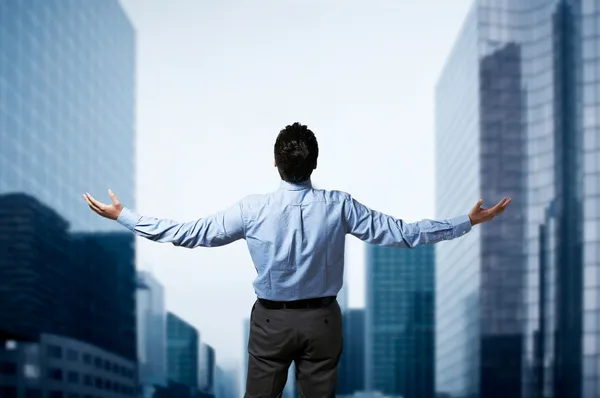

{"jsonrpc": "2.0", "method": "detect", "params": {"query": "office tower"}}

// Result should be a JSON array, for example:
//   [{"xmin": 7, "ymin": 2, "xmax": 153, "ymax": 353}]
[
  {"xmin": 137, "ymin": 271, "xmax": 168, "ymax": 388},
  {"xmin": 167, "ymin": 312, "xmax": 199, "ymax": 388},
  {"xmin": 0, "ymin": 0, "xmax": 136, "ymax": 395},
  {"xmin": 215, "ymin": 365, "xmax": 239, "ymax": 398},
  {"xmin": 199, "ymin": 343, "xmax": 216, "ymax": 394},
  {"xmin": 70, "ymin": 232, "xmax": 137, "ymax": 360},
  {"xmin": 338, "ymin": 309, "xmax": 366, "ymax": 395},
  {"xmin": 436, "ymin": 1, "xmax": 600, "ymax": 397},
  {"xmin": 0, "ymin": 194, "xmax": 72, "ymax": 341},
  {"xmin": 366, "ymin": 244, "xmax": 435, "ymax": 398},
  {"xmin": 0, "ymin": 0, "xmax": 136, "ymax": 229}
]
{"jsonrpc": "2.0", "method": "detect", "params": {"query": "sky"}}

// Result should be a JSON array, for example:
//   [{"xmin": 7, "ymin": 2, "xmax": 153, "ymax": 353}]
[{"xmin": 119, "ymin": 0, "xmax": 473, "ymax": 367}]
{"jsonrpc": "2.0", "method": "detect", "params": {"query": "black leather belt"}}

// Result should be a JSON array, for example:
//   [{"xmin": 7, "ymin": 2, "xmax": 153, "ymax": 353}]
[{"xmin": 258, "ymin": 296, "xmax": 336, "ymax": 309}]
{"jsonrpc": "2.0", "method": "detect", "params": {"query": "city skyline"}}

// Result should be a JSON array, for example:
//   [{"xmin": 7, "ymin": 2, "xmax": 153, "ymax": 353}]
[{"xmin": 4, "ymin": 1, "xmax": 596, "ymax": 397}]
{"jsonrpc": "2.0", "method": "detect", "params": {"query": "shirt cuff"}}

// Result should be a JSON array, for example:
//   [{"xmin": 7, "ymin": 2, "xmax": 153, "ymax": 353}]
[
  {"xmin": 450, "ymin": 215, "xmax": 472, "ymax": 238},
  {"xmin": 116, "ymin": 207, "xmax": 141, "ymax": 231}
]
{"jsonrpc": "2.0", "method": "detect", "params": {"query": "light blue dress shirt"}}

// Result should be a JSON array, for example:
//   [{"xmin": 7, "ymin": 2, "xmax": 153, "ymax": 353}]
[{"xmin": 117, "ymin": 180, "xmax": 472, "ymax": 301}]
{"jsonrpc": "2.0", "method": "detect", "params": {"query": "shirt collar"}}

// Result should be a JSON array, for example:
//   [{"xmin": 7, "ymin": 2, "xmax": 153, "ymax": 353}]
[{"xmin": 279, "ymin": 179, "xmax": 313, "ymax": 191}]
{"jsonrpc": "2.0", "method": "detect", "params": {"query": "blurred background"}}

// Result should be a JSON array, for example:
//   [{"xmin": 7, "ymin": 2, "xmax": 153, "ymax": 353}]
[{"xmin": 0, "ymin": 0, "xmax": 598, "ymax": 397}]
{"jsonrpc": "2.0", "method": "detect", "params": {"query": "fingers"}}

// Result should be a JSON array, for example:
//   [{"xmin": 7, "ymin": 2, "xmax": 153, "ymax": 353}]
[
  {"xmin": 83, "ymin": 193, "xmax": 103, "ymax": 214},
  {"xmin": 475, "ymin": 199, "xmax": 484, "ymax": 209},
  {"xmin": 489, "ymin": 197, "xmax": 512, "ymax": 215},
  {"xmin": 108, "ymin": 189, "xmax": 119, "ymax": 205},
  {"xmin": 85, "ymin": 193, "xmax": 108, "ymax": 211}
]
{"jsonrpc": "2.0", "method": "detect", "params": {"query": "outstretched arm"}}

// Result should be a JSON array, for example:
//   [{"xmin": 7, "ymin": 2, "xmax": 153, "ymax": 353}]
[
  {"xmin": 83, "ymin": 190, "xmax": 245, "ymax": 248},
  {"xmin": 343, "ymin": 195, "xmax": 511, "ymax": 248}
]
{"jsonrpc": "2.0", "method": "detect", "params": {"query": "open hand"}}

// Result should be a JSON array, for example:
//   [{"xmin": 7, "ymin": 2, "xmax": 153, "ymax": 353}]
[
  {"xmin": 83, "ymin": 189, "xmax": 123, "ymax": 220},
  {"xmin": 469, "ymin": 197, "xmax": 512, "ymax": 226}
]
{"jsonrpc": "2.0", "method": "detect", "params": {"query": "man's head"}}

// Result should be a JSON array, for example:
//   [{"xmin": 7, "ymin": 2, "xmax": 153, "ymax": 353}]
[{"xmin": 274, "ymin": 122, "xmax": 319, "ymax": 183}]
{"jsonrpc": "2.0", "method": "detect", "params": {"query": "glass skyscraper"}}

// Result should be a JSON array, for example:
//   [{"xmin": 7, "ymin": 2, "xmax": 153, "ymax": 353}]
[
  {"xmin": 0, "ymin": 0, "xmax": 136, "ymax": 337},
  {"xmin": 137, "ymin": 271, "xmax": 168, "ymax": 390},
  {"xmin": 166, "ymin": 312, "xmax": 199, "ymax": 388},
  {"xmin": 338, "ymin": 308, "xmax": 366, "ymax": 396},
  {"xmin": 436, "ymin": 1, "xmax": 599, "ymax": 397},
  {"xmin": 0, "ymin": 0, "xmax": 136, "ymax": 230},
  {"xmin": 0, "ymin": 1, "xmax": 136, "ymax": 395},
  {"xmin": 366, "ymin": 244, "xmax": 435, "ymax": 398}
]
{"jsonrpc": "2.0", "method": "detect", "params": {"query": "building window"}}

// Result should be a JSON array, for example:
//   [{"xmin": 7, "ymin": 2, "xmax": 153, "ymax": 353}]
[
  {"xmin": 67, "ymin": 371, "xmax": 79, "ymax": 384},
  {"xmin": 95, "ymin": 376, "xmax": 103, "ymax": 388},
  {"xmin": 104, "ymin": 360, "xmax": 111, "ymax": 371},
  {"xmin": 112, "ymin": 362, "xmax": 119, "ymax": 373},
  {"xmin": 48, "ymin": 368, "xmax": 63, "ymax": 381},
  {"xmin": 49, "ymin": 392, "xmax": 63, "ymax": 398},
  {"xmin": 83, "ymin": 353, "xmax": 91, "ymax": 365},
  {"xmin": 84, "ymin": 374, "xmax": 92, "ymax": 386},
  {"xmin": 67, "ymin": 394, "xmax": 79, "ymax": 398},
  {"xmin": 47, "ymin": 345, "xmax": 62, "ymax": 358},
  {"xmin": 104, "ymin": 379, "xmax": 111, "ymax": 389},
  {"xmin": 66, "ymin": 349, "xmax": 78, "ymax": 362},
  {"xmin": 94, "ymin": 357, "xmax": 102, "ymax": 368}
]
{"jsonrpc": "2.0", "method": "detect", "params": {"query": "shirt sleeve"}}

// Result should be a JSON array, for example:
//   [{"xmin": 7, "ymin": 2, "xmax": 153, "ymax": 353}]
[
  {"xmin": 115, "ymin": 201, "xmax": 246, "ymax": 248},
  {"xmin": 343, "ymin": 195, "xmax": 472, "ymax": 248}
]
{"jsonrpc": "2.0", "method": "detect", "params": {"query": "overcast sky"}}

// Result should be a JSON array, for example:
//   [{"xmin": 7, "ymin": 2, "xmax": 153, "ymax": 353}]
[{"xmin": 119, "ymin": 0, "xmax": 472, "ymax": 367}]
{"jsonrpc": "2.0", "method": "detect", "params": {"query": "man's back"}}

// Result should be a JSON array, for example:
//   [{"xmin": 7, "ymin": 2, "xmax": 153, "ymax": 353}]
[{"xmin": 243, "ymin": 180, "xmax": 348, "ymax": 301}]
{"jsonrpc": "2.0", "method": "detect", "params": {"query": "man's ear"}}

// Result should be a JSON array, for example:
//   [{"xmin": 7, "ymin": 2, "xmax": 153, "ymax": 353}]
[{"xmin": 274, "ymin": 159, "xmax": 277, "ymax": 167}]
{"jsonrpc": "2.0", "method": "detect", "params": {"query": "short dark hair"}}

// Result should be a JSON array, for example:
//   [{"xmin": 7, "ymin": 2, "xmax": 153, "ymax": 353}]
[{"xmin": 274, "ymin": 122, "xmax": 319, "ymax": 183}]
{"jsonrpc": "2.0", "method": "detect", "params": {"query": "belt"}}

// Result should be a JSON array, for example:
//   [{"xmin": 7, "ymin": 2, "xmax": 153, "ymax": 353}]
[{"xmin": 257, "ymin": 296, "xmax": 336, "ymax": 309}]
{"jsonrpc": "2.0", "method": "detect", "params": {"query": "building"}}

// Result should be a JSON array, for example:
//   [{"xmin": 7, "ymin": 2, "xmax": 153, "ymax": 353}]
[
  {"xmin": 338, "ymin": 309, "xmax": 366, "ymax": 395},
  {"xmin": 215, "ymin": 366, "xmax": 239, "ymax": 398},
  {"xmin": 0, "ymin": 334, "xmax": 136, "ymax": 397},
  {"xmin": 0, "ymin": 194, "xmax": 72, "ymax": 342},
  {"xmin": 199, "ymin": 343, "xmax": 216, "ymax": 394},
  {"xmin": 0, "ymin": 0, "xmax": 137, "ymax": 395},
  {"xmin": 366, "ymin": 244, "xmax": 435, "ymax": 398},
  {"xmin": 435, "ymin": 0, "xmax": 600, "ymax": 397},
  {"xmin": 167, "ymin": 312, "xmax": 199, "ymax": 388},
  {"xmin": 0, "ymin": 0, "xmax": 136, "ymax": 230},
  {"xmin": 137, "ymin": 271, "xmax": 168, "ymax": 391}
]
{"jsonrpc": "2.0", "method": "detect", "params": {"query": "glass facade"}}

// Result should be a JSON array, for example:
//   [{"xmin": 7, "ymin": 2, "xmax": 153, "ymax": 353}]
[
  {"xmin": 366, "ymin": 244, "xmax": 435, "ymax": 398},
  {"xmin": 167, "ymin": 312, "xmax": 199, "ymax": 388},
  {"xmin": 436, "ymin": 1, "xmax": 600, "ymax": 398},
  {"xmin": 338, "ymin": 309, "xmax": 366, "ymax": 395},
  {"xmin": 435, "ymin": 6, "xmax": 482, "ymax": 398},
  {"xmin": 0, "ymin": 0, "xmax": 136, "ymax": 230},
  {"xmin": 137, "ymin": 271, "xmax": 168, "ymax": 388},
  {"xmin": 0, "ymin": 0, "xmax": 136, "ymax": 358}
]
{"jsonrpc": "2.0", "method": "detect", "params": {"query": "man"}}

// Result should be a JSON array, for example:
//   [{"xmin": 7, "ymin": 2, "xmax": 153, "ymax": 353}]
[{"xmin": 83, "ymin": 122, "xmax": 511, "ymax": 398}]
